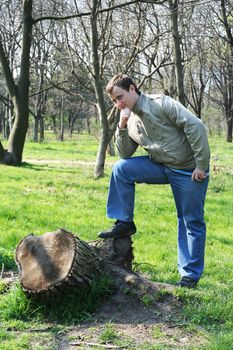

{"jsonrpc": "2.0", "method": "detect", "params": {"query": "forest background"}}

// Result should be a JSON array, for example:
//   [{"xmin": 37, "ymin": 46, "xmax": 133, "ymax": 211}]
[{"xmin": 0, "ymin": 0, "xmax": 232, "ymax": 178}]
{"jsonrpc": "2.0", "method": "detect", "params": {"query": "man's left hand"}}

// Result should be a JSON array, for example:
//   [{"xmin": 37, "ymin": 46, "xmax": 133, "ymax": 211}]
[{"xmin": 192, "ymin": 168, "xmax": 207, "ymax": 182}]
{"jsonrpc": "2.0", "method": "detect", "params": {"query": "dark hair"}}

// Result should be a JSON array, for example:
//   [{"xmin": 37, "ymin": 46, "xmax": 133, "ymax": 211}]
[{"xmin": 106, "ymin": 74, "xmax": 140, "ymax": 95}]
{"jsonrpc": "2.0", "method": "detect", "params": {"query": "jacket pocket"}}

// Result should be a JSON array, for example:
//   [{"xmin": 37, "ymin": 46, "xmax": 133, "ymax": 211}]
[{"xmin": 161, "ymin": 134, "xmax": 193, "ymax": 163}]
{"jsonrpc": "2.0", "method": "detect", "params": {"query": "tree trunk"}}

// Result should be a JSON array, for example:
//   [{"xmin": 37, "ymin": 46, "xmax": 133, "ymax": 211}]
[
  {"xmin": 168, "ymin": 0, "xmax": 186, "ymax": 106},
  {"xmin": 95, "ymin": 108, "xmax": 119, "ymax": 177},
  {"xmin": 0, "ymin": 0, "xmax": 33, "ymax": 164},
  {"xmin": 51, "ymin": 115, "xmax": 57, "ymax": 134},
  {"xmin": 87, "ymin": 116, "xmax": 91, "ymax": 134},
  {"xmin": 90, "ymin": 0, "xmax": 113, "ymax": 178},
  {"xmin": 39, "ymin": 112, "xmax": 45, "ymax": 142},
  {"xmin": 3, "ymin": 93, "xmax": 13, "ymax": 139},
  {"xmin": 226, "ymin": 118, "xmax": 233, "ymax": 142},
  {"xmin": 4, "ymin": 106, "xmax": 10, "ymax": 139},
  {"xmin": 6, "ymin": 100, "xmax": 29, "ymax": 164},
  {"xmin": 59, "ymin": 94, "xmax": 64, "ymax": 141},
  {"xmin": 60, "ymin": 110, "xmax": 64, "ymax": 141},
  {"xmin": 220, "ymin": 0, "xmax": 233, "ymax": 142},
  {"xmin": 33, "ymin": 116, "xmax": 39, "ymax": 142},
  {"xmin": 94, "ymin": 128, "xmax": 109, "ymax": 178},
  {"xmin": 0, "ymin": 142, "xmax": 5, "ymax": 159}
]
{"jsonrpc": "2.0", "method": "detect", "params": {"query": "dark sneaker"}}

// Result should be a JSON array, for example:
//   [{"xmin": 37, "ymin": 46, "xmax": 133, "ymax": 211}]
[
  {"xmin": 175, "ymin": 276, "xmax": 198, "ymax": 289},
  {"xmin": 98, "ymin": 220, "xmax": 136, "ymax": 239}
]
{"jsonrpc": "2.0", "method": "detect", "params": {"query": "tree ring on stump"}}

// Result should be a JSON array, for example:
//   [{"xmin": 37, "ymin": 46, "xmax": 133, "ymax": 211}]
[{"xmin": 15, "ymin": 228, "xmax": 102, "ymax": 297}]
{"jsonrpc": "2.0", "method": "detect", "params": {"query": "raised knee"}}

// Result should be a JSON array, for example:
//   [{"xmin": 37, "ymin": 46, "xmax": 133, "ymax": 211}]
[{"xmin": 112, "ymin": 158, "xmax": 130, "ymax": 176}]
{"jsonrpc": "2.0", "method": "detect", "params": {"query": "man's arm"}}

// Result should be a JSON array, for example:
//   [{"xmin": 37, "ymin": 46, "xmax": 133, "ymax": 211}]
[
  {"xmin": 114, "ymin": 108, "xmax": 139, "ymax": 158},
  {"xmin": 162, "ymin": 96, "xmax": 210, "ymax": 180},
  {"xmin": 115, "ymin": 125, "xmax": 138, "ymax": 158}
]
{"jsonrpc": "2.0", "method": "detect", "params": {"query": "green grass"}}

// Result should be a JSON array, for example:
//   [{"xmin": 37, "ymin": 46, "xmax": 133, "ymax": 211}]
[
  {"xmin": 0, "ymin": 133, "xmax": 233, "ymax": 348},
  {"xmin": 0, "ymin": 276, "xmax": 113, "ymax": 324}
]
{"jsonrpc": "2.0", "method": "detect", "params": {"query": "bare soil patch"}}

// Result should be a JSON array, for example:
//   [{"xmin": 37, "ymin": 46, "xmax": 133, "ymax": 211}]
[
  {"xmin": 24, "ymin": 158, "xmax": 111, "ymax": 167},
  {"xmin": 64, "ymin": 286, "xmax": 206, "ymax": 350}
]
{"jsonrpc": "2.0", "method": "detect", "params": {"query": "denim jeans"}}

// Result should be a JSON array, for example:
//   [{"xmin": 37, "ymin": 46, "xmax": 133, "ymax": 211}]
[{"xmin": 107, "ymin": 156, "xmax": 209, "ymax": 281}]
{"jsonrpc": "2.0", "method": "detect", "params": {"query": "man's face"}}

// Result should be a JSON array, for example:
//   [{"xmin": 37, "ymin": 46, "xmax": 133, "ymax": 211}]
[{"xmin": 109, "ymin": 85, "xmax": 139, "ymax": 110}]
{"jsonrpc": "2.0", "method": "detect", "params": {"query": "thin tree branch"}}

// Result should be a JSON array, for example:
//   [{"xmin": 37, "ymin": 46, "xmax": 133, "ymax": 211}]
[
  {"xmin": 29, "ymin": 80, "xmax": 69, "ymax": 97},
  {"xmin": 138, "ymin": 60, "xmax": 166, "ymax": 88},
  {"xmin": 33, "ymin": 1, "xmax": 140, "ymax": 24},
  {"xmin": 48, "ymin": 80, "xmax": 95, "ymax": 106}
]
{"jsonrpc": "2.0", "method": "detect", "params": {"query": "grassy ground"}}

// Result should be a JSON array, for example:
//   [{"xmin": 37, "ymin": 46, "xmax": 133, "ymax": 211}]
[{"xmin": 0, "ymin": 133, "xmax": 233, "ymax": 349}]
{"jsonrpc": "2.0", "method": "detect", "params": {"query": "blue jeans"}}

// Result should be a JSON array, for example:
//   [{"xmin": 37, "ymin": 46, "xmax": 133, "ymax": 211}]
[{"xmin": 107, "ymin": 156, "xmax": 209, "ymax": 281}]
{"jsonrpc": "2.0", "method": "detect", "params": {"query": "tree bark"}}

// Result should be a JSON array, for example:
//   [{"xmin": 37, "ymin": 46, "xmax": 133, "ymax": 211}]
[
  {"xmin": 33, "ymin": 117, "xmax": 39, "ymax": 142},
  {"xmin": 33, "ymin": 66, "xmax": 47, "ymax": 143},
  {"xmin": 0, "ymin": 0, "xmax": 33, "ymax": 164},
  {"xmin": 226, "ymin": 118, "xmax": 233, "ymax": 143},
  {"xmin": 60, "ymin": 110, "xmax": 64, "ymax": 141},
  {"xmin": 90, "ymin": 0, "xmax": 113, "ymax": 178},
  {"xmin": 220, "ymin": 0, "xmax": 233, "ymax": 142},
  {"xmin": 95, "ymin": 133, "xmax": 109, "ymax": 178},
  {"xmin": 168, "ymin": 0, "xmax": 186, "ymax": 106}
]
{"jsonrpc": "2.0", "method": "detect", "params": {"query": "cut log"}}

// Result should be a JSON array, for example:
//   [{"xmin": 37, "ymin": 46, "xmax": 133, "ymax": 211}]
[
  {"xmin": 15, "ymin": 228, "xmax": 174, "ymax": 301},
  {"xmin": 15, "ymin": 228, "xmax": 102, "ymax": 296}
]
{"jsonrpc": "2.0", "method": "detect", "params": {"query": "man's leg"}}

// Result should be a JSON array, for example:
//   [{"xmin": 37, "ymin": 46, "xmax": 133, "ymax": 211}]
[
  {"xmin": 107, "ymin": 156, "xmax": 168, "ymax": 221},
  {"xmin": 166, "ymin": 168, "xmax": 209, "ymax": 282},
  {"xmin": 99, "ymin": 156, "xmax": 168, "ymax": 238}
]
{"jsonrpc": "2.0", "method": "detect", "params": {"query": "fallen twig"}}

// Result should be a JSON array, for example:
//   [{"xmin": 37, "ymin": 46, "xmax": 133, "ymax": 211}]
[
  {"xmin": 69, "ymin": 341, "xmax": 126, "ymax": 349},
  {"xmin": 6, "ymin": 326, "xmax": 55, "ymax": 333}
]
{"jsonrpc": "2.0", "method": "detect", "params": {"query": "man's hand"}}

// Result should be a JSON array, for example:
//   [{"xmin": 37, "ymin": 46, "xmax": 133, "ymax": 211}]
[
  {"xmin": 192, "ymin": 168, "xmax": 207, "ymax": 182},
  {"xmin": 118, "ymin": 108, "xmax": 131, "ymax": 129}
]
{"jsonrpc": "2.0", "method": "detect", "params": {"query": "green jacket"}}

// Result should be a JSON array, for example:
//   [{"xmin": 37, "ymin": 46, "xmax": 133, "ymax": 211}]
[{"xmin": 115, "ymin": 92, "xmax": 210, "ymax": 170}]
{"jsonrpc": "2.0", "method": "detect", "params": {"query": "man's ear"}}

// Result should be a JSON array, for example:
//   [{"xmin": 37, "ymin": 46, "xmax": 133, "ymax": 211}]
[{"xmin": 129, "ymin": 84, "xmax": 136, "ymax": 92}]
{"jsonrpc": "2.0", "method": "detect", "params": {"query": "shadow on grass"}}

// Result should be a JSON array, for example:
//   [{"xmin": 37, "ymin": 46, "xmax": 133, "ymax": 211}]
[
  {"xmin": 21, "ymin": 162, "xmax": 80, "ymax": 175},
  {"xmin": 21, "ymin": 162, "xmax": 55, "ymax": 172},
  {"xmin": 209, "ymin": 235, "xmax": 233, "ymax": 246}
]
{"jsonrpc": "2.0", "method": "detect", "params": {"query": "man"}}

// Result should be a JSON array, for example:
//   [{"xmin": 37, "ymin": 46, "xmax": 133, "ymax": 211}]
[{"xmin": 98, "ymin": 74, "xmax": 210, "ymax": 288}]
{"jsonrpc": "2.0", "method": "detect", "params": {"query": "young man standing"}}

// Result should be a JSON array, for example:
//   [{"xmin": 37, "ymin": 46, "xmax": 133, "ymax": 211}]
[{"xmin": 98, "ymin": 74, "xmax": 210, "ymax": 288}]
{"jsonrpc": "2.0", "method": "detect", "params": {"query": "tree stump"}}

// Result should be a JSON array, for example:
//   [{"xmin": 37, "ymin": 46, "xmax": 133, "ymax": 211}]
[
  {"xmin": 15, "ymin": 228, "xmax": 174, "ymax": 301},
  {"xmin": 90, "ymin": 235, "xmax": 134, "ymax": 270},
  {"xmin": 15, "ymin": 228, "xmax": 103, "ymax": 297}
]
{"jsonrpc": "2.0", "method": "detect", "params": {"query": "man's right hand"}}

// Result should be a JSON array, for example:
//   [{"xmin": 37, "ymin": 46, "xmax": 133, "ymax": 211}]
[
  {"xmin": 191, "ymin": 168, "xmax": 207, "ymax": 182},
  {"xmin": 119, "ymin": 108, "xmax": 131, "ymax": 129}
]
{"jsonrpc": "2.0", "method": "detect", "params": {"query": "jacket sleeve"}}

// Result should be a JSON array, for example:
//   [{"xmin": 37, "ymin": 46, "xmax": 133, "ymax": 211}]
[
  {"xmin": 115, "ymin": 125, "xmax": 138, "ymax": 158},
  {"xmin": 162, "ymin": 96, "xmax": 210, "ymax": 171}
]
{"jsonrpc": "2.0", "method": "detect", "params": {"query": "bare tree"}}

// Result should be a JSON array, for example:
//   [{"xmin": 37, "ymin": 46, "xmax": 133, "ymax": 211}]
[
  {"xmin": 0, "ymin": 0, "xmax": 33, "ymax": 164},
  {"xmin": 183, "ymin": 3, "xmax": 210, "ymax": 118},
  {"xmin": 202, "ymin": 0, "xmax": 233, "ymax": 141},
  {"xmin": 0, "ymin": 0, "xmax": 22, "ymax": 139},
  {"xmin": 166, "ymin": 0, "xmax": 186, "ymax": 105},
  {"xmin": 219, "ymin": 0, "xmax": 233, "ymax": 141}
]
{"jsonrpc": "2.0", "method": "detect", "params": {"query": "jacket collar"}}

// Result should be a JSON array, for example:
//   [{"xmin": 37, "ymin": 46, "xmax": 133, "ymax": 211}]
[{"xmin": 132, "ymin": 91, "xmax": 145, "ymax": 115}]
